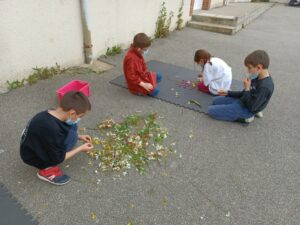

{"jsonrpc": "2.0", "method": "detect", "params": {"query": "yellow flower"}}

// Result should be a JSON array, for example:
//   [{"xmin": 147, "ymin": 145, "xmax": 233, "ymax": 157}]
[{"xmin": 91, "ymin": 212, "xmax": 96, "ymax": 221}]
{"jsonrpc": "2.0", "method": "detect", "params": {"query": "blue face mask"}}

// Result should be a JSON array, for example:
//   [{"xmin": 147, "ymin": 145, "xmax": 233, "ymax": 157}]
[
  {"xmin": 65, "ymin": 118, "xmax": 81, "ymax": 126},
  {"xmin": 249, "ymin": 73, "xmax": 258, "ymax": 80},
  {"xmin": 142, "ymin": 49, "xmax": 149, "ymax": 56}
]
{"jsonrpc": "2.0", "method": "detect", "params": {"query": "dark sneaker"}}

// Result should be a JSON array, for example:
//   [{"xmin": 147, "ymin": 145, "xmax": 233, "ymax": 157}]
[{"xmin": 37, "ymin": 166, "xmax": 71, "ymax": 186}]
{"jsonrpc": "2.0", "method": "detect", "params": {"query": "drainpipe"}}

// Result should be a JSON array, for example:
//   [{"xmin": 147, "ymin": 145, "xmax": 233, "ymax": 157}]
[{"xmin": 80, "ymin": 0, "xmax": 93, "ymax": 64}]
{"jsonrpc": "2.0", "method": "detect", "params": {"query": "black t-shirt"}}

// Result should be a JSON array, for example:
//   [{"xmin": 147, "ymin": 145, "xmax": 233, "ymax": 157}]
[{"xmin": 20, "ymin": 110, "xmax": 75, "ymax": 169}]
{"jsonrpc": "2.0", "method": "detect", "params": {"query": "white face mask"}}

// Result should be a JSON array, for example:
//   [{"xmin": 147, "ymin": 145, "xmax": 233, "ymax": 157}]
[
  {"xmin": 142, "ymin": 49, "xmax": 149, "ymax": 56},
  {"xmin": 65, "ymin": 117, "xmax": 81, "ymax": 126}
]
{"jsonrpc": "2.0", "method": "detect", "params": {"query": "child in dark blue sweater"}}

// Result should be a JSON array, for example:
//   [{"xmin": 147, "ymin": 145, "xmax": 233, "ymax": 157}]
[
  {"xmin": 208, "ymin": 50, "xmax": 274, "ymax": 123},
  {"xmin": 20, "ymin": 91, "xmax": 94, "ymax": 185}
]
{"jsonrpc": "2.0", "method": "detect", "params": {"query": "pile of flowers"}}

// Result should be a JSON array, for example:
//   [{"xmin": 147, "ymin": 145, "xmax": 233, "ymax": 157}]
[{"xmin": 87, "ymin": 113, "xmax": 172, "ymax": 174}]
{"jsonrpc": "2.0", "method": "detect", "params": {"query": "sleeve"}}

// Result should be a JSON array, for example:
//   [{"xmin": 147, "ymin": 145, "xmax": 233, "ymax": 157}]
[
  {"xmin": 240, "ymin": 87, "xmax": 269, "ymax": 112},
  {"xmin": 38, "ymin": 126, "xmax": 66, "ymax": 165},
  {"xmin": 203, "ymin": 63, "xmax": 213, "ymax": 86},
  {"xmin": 227, "ymin": 90, "xmax": 244, "ymax": 98},
  {"xmin": 124, "ymin": 58, "xmax": 142, "ymax": 85}
]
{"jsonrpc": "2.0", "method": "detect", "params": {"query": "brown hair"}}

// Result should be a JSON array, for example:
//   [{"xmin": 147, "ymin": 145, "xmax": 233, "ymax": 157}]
[
  {"xmin": 133, "ymin": 33, "xmax": 151, "ymax": 48},
  {"xmin": 244, "ymin": 50, "xmax": 270, "ymax": 69},
  {"xmin": 60, "ymin": 91, "xmax": 91, "ymax": 114},
  {"xmin": 194, "ymin": 49, "xmax": 211, "ymax": 64}
]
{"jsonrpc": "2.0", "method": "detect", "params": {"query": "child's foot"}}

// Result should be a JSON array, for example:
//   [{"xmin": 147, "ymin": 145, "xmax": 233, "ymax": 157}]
[
  {"xmin": 37, "ymin": 166, "xmax": 71, "ymax": 186},
  {"xmin": 156, "ymin": 73, "xmax": 163, "ymax": 83},
  {"xmin": 255, "ymin": 111, "xmax": 263, "ymax": 118},
  {"xmin": 149, "ymin": 88, "xmax": 160, "ymax": 97},
  {"xmin": 236, "ymin": 116, "xmax": 255, "ymax": 124}
]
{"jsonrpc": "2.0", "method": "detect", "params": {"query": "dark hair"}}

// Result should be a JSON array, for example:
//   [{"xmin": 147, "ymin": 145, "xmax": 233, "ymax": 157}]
[
  {"xmin": 133, "ymin": 33, "xmax": 151, "ymax": 48},
  {"xmin": 244, "ymin": 50, "xmax": 270, "ymax": 69},
  {"xmin": 60, "ymin": 91, "xmax": 91, "ymax": 114},
  {"xmin": 194, "ymin": 49, "xmax": 211, "ymax": 64}
]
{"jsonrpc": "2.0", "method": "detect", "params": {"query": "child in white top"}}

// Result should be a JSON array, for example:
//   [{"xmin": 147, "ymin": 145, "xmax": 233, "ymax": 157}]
[{"xmin": 194, "ymin": 49, "xmax": 232, "ymax": 95}]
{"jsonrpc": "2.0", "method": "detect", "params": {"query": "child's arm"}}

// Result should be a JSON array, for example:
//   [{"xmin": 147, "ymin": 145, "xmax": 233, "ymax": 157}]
[
  {"xmin": 124, "ymin": 59, "xmax": 142, "ymax": 85},
  {"xmin": 125, "ymin": 60, "xmax": 153, "ymax": 91},
  {"xmin": 64, "ymin": 143, "xmax": 93, "ymax": 161},
  {"xmin": 202, "ymin": 64, "xmax": 212, "ymax": 86},
  {"xmin": 240, "ymin": 87, "xmax": 270, "ymax": 112}
]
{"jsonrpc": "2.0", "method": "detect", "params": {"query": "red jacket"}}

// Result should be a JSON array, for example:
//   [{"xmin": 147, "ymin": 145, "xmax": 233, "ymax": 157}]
[{"xmin": 123, "ymin": 47, "xmax": 156, "ymax": 96}]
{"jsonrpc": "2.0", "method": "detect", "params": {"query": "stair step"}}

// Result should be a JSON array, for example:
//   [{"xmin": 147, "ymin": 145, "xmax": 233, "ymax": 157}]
[
  {"xmin": 189, "ymin": 3, "xmax": 275, "ymax": 35},
  {"xmin": 192, "ymin": 14, "xmax": 237, "ymax": 26},
  {"xmin": 189, "ymin": 21, "xmax": 235, "ymax": 35}
]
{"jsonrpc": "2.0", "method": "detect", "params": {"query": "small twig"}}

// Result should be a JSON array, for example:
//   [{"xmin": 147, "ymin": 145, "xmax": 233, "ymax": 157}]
[{"xmin": 188, "ymin": 100, "xmax": 202, "ymax": 108}]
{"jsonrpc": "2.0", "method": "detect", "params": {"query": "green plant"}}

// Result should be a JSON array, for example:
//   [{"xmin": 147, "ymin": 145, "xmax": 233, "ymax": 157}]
[
  {"xmin": 6, "ymin": 79, "xmax": 25, "ymax": 90},
  {"xmin": 105, "ymin": 45, "xmax": 122, "ymax": 56},
  {"xmin": 176, "ymin": 0, "xmax": 184, "ymax": 30},
  {"xmin": 155, "ymin": 2, "xmax": 174, "ymax": 38},
  {"xmin": 6, "ymin": 63, "xmax": 66, "ymax": 90},
  {"xmin": 27, "ymin": 63, "xmax": 66, "ymax": 85},
  {"xmin": 87, "ymin": 113, "xmax": 173, "ymax": 175}
]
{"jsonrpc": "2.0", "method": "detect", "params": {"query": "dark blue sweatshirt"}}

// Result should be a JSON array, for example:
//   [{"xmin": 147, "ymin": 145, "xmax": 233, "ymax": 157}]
[
  {"xmin": 228, "ymin": 76, "xmax": 274, "ymax": 113},
  {"xmin": 20, "ymin": 110, "xmax": 76, "ymax": 169}
]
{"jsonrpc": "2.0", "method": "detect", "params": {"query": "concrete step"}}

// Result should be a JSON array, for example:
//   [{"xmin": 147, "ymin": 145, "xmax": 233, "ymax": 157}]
[
  {"xmin": 192, "ymin": 14, "xmax": 237, "ymax": 26},
  {"xmin": 189, "ymin": 3, "xmax": 275, "ymax": 35},
  {"xmin": 235, "ymin": 3, "xmax": 274, "ymax": 28},
  {"xmin": 189, "ymin": 21, "xmax": 235, "ymax": 35}
]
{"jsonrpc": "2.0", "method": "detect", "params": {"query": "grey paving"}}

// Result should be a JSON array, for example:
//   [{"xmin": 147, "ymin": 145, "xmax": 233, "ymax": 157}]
[{"xmin": 0, "ymin": 4, "xmax": 299, "ymax": 225}]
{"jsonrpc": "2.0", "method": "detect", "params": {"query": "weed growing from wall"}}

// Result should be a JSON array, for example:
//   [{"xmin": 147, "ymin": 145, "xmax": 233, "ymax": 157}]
[
  {"xmin": 176, "ymin": 0, "xmax": 184, "ymax": 30},
  {"xmin": 155, "ymin": 2, "xmax": 174, "ymax": 38},
  {"xmin": 105, "ymin": 45, "xmax": 122, "ymax": 57}
]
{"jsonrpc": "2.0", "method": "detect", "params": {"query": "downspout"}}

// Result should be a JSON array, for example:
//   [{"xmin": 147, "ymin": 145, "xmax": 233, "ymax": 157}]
[{"xmin": 80, "ymin": 0, "xmax": 93, "ymax": 64}]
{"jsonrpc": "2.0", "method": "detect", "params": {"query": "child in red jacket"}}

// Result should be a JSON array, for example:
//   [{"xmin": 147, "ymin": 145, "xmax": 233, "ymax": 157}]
[{"xmin": 123, "ymin": 33, "xmax": 162, "ymax": 96}]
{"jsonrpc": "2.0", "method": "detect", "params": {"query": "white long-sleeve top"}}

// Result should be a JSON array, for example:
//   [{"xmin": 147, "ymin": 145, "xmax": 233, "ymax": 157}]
[{"xmin": 203, "ymin": 57, "xmax": 232, "ymax": 95}]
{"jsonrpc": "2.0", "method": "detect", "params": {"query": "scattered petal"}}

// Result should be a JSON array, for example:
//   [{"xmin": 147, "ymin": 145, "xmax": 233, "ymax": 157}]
[{"xmin": 91, "ymin": 212, "xmax": 96, "ymax": 221}]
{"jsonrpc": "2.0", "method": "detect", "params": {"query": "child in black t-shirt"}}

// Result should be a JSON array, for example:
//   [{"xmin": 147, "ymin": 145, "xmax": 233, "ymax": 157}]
[{"xmin": 20, "ymin": 91, "xmax": 93, "ymax": 185}]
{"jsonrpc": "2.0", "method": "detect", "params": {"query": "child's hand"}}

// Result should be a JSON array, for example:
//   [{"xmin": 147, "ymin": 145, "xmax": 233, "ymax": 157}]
[
  {"xmin": 79, "ymin": 134, "xmax": 92, "ymax": 143},
  {"xmin": 140, "ymin": 82, "xmax": 153, "ymax": 92},
  {"xmin": 80, "ymin": 143, "xmax": 94, "ymax": 152},
  {"xmin": 243, "ymin": 78, "xmax": 251, "ymax": 91},
  {"xmin": 218, "ymin": 89, "xmax": 228, "ymax": 96},
  {"xmin": 198, "ymin": 73, "xmax": 203, "ymax": 78},
  {"xmin": 197, "ymin": 77, "xmax": 203, "ymax": 82}
]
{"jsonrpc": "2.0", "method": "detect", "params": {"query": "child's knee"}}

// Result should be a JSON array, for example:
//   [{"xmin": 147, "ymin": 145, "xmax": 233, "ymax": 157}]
[
  {"xmin": 212, "ymin": 96, "xmax": 224, "ymax": 105},
  {"xmin": 207, "ymin": 105, "xmax": 217, "ymax": 117}
]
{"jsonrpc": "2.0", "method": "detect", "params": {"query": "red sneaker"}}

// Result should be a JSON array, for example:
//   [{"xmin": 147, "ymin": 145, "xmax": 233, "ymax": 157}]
[{"xmin": 37, "ymin": 166, "xmax": 71, "ymax": 185}]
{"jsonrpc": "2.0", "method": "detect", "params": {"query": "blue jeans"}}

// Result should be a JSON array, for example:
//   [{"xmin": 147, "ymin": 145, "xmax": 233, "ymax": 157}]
[
  {"xmin": 64, "ymin": 125, "xmax": 78, "ymax": 151},
  {"xmin": 208, "ymin": 96, "xmax": 253, "ymax": 121}
]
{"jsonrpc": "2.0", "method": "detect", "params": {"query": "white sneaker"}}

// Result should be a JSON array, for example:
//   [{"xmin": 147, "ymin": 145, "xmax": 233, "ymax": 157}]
[
  {"xmin": 255, "ymin": 111, "xmax": 263, "ymax": 118},
  {"xmin": 244, "ymin": 116, "xmax": 255, "ymax": 123}
]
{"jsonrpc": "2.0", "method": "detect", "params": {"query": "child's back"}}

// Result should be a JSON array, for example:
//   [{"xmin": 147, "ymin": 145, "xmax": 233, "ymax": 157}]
[
  {"xmin": 194, "ymin": 50, "xmax": 232, "ymax": 95},
  {"xmin": 203, "ymin": 57, "xmax": 232, "ymax": 95}
]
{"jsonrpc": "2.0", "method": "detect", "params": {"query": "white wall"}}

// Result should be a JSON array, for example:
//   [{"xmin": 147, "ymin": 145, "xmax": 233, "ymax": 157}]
[
  {"xmin": 0, "ymin": 0, "xmax": 191, "ymax": 87},
  {"xmin": 0, "ymin": 0, "xmax": 84, "ymax": 86},
  {"xmin": 210, "ymin": 0, "xmax": 225, "ymax": 8},
  {"xmin": 89, "ymin": 0, "xmax": 191, "ymax": 57}
]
